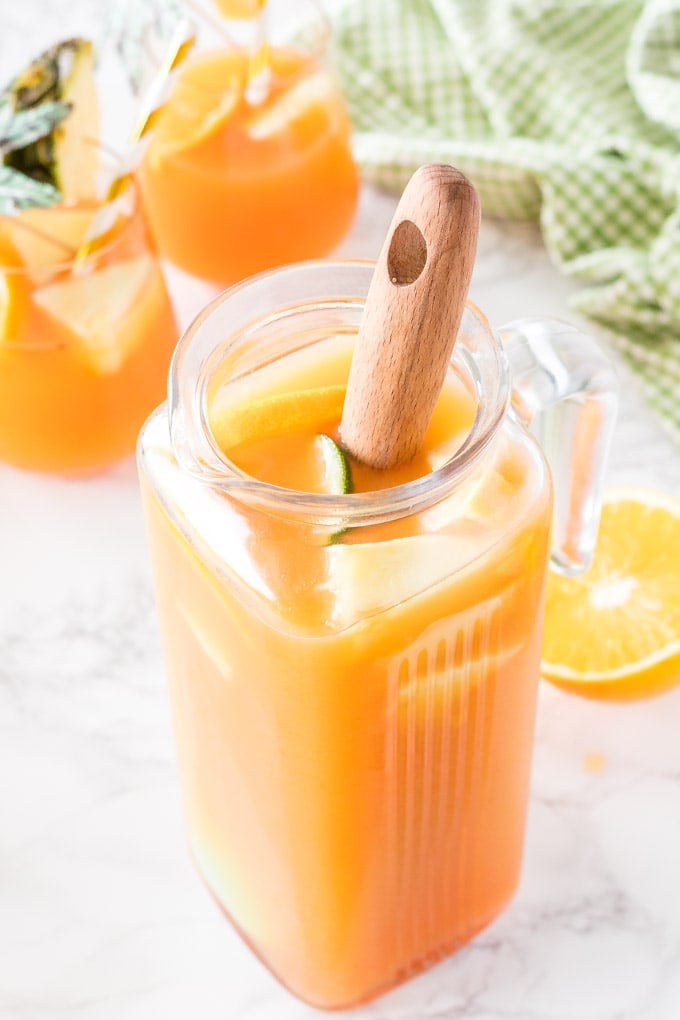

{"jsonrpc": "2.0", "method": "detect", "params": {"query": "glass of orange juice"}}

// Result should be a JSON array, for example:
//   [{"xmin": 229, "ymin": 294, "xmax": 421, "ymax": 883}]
[
  {"xmin": 138, "ymin": 0, "xmax": 359, "ymax": 285},
  {"xmin": 137, "ymin": 261, "xmax": 617, "ymax": 1008},
  {"xmin": 0, "ymin": 146, "xmax": 178, "ymax": 475}
]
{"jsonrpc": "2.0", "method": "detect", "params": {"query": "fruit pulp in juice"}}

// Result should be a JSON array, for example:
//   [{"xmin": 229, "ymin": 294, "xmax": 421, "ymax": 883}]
[
  {"xmin": 140, "ymin": 332, "xmax": 552, "ymax": 1008},
  {"xmin": 139, "ymin": 47, "xmax": 359, "ymax": 284},
  {"xmin": 0, "ymin": 202, "xmax": 177, "ymax": 474}
]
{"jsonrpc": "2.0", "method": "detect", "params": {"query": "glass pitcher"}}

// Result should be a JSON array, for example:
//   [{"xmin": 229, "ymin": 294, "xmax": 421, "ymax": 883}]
[
  {"xmin": 137, "ymin": 260, "xmax": 617, "ymax": 1010},
  {"xmin": 137, "ymin": 0, "xmax": 359, "ymax": 285}
]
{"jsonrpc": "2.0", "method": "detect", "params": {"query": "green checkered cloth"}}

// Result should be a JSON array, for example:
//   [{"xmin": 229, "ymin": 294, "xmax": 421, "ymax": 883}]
[{"xmin": 328, "ymin": 0, "xmax": 680, "ymax": 444}]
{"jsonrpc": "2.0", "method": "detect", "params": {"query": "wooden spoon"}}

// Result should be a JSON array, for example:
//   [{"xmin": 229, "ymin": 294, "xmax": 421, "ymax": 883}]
[{"xmin": 340, "ymin": 163, "xmax": 480, "ymax": 469}]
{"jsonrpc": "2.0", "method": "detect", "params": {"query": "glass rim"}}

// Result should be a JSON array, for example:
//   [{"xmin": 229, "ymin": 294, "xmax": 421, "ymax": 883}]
[{"xmin": 169, "ymin": 259, "xmax": 512, "ymax": 525}]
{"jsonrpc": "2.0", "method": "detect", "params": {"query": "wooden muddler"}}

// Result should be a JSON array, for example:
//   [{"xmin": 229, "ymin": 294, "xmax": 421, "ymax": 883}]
[{"xmin": 340, "ymin": 164, "xmax": 480, "ymax": 469}]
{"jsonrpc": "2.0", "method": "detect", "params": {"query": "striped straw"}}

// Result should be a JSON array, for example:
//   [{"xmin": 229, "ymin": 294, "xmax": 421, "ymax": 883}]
[
  {"xmin": 74, "ymin": 17, "xmax": 196, "ymax": 268},
  {"xmin": 244, "ymin": 0, "xmax": 271, "ymax": 106}
]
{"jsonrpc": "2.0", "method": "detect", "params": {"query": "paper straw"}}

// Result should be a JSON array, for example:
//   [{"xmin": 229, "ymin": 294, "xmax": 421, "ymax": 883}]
[
  {"xmin": 244, "ymin": 0, "xmax": 271, "ymax": 106},
  {"xmin": 74, "ymin": 17, "xmax": 196, "ymax": 268}
]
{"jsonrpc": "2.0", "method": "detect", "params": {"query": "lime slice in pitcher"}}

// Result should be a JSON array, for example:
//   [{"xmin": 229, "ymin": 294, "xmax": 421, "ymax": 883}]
[{"xmin": 315, "ymin": 433, "xmax": 353, "ymax": 495}]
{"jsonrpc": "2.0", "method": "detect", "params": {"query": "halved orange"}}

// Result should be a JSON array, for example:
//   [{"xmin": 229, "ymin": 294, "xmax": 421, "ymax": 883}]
[{"xmin": 541, "ymin": 487, "xmax": 680, "ymax": 700}]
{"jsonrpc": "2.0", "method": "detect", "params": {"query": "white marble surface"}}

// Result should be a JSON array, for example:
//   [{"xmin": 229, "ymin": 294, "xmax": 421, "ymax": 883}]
[{"xmin": 3, "ymin": 6, "xmax": 680, "ymax": 1019}]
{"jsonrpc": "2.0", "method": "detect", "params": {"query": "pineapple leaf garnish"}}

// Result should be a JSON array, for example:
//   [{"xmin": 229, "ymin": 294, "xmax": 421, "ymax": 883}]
[
  {"xmin": 0, "ymin": 37, "xmax": 98, "ymax": 211},
  {"xmin": 0, "ymin": 99, "xmax": 70, "ymax": 212},
  {"xmin": 0, "ymin": 100, "xmax": 72, "ymax": 156},
  {"xmin": 0, "ymin": 164, "xmax": 61, "ymax": 214}
]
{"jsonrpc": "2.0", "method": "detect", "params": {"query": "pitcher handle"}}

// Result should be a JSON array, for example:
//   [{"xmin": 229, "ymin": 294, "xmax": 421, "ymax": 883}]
[{"xmin": 500, "ymin": 318, "xmax": 619, "ymax": 576}]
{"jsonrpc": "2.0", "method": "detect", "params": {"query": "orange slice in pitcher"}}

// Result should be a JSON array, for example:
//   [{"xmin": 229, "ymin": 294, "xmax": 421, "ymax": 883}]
[
  {"xmin": 148, "ymin": 54, "xmax": 241, "ymax": 164},
  {"xmin": 210, "ymin": 384, "xmax": 346, "ymax": 451},
  {"xmin": 541, "ymin": 487, "xmax": 680, "ymax": 700},
  {"xmin": 246, "ymin": 70, "xmax": 336, "ymax": 141}
]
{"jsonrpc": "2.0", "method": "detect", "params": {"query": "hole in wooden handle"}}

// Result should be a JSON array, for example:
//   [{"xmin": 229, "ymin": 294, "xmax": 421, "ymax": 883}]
[{"xmin": 387, "ymin": 219, "xmax": 427, "ymax": 286}]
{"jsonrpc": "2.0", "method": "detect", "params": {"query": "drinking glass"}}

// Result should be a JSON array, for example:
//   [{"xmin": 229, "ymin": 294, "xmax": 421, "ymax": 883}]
[
  {"xmin": 0, "ymin": 148, "xmax": 178, "ymax": 474},
  {"xmin": 138, "ymin": 0, "xmax": 359, "ymax": 285}
]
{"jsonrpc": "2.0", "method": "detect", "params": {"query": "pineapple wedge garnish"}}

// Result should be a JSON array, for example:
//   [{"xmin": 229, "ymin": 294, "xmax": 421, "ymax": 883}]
[{"xmin": 3, "ymin": 39, "xmax": 99, "ymax": 202}]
